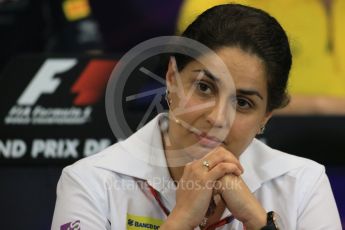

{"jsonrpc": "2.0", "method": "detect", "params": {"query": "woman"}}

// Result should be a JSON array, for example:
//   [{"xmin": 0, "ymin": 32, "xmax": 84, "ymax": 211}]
[{"xmin": 51, "ymin": 4, "xmax": 341, "ymax": 230}]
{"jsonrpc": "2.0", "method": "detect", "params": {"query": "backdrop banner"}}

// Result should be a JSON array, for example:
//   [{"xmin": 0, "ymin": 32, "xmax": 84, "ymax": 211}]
[
  {"xmin": 0, "ymin": 55, "xmax": 118, "ymax": 165},
  {"xmin": 1, "ymin": 55, "xmax": 345, "ymax": 166}
]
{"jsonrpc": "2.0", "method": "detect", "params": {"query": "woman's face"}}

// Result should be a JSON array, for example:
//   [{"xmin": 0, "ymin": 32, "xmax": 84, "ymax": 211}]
[{"xmin": 165, "ymin": 46, "xmax": 272, "ymax": 160}]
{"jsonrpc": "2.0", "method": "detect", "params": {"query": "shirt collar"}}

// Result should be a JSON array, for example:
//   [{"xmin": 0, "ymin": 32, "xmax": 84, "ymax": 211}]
[
  {"xmin": 95, "ymin": 113, "xmax": 173, "ymax": 191},
  {"xmin": 95, "ymin": 113, "xmax": 307, "ymax": 195},
  {"xmin": 240, "ymin": 138, "xmax": 307, "ymax": 192}
]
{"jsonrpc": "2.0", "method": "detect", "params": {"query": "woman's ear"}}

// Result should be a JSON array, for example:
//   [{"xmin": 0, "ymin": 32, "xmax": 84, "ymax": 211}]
[
  {"xmin": 165, "ymin": 56, "xmax": 177, "ymax": 90},
  {"xmin": 265, "ymin": 111, "xmax": 273, "ymax": 120},
  {"xmin": 261, "ymin": 111, "xmax": 273, "ymax": 128}
]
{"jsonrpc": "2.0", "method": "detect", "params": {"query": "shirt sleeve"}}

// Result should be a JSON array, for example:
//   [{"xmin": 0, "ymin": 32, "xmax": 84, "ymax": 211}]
[
  {"xmin": 51, "ymin": 166, "xmax": 110, "ymax": 230},
  {"xmin": 297, "ymin": 166, "xmax": 342, "ymax": 229}
]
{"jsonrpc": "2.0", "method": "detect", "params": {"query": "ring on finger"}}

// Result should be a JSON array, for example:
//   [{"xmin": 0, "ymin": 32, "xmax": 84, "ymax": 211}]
[{"xmin": 202, "ymin": 160, "xmax": 210, "ymax": 170}]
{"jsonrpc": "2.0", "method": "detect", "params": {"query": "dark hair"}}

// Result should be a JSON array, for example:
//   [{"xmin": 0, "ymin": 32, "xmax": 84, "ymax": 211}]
[{"xmin": 175, "ymin": 4, "xmax": 292, "ymax": 111}]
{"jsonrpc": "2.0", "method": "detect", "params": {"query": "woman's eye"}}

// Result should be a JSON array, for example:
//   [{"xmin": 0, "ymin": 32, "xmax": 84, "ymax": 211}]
[
  {"xmin": 236, "ymin": 98, "xmax": 252, "ymax": 109},
  {"xmin": 196, "ymin": 81, "xmax": 212, "ymax": 95}
]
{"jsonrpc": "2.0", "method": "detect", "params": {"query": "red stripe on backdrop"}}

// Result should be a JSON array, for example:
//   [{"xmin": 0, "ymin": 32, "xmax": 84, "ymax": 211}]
[{"xmin": 71, "ymin": 60, "xmax": 117, "ymax": 106}]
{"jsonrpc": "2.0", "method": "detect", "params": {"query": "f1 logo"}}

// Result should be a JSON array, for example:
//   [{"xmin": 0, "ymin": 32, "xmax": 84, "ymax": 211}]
[
  {"xmin": 17, "ymin": 59, "xmax": 77, "ymax": 105},
  {"xmin": 16, "ymin": 58, "xmax": 116, "ymax": 106}
]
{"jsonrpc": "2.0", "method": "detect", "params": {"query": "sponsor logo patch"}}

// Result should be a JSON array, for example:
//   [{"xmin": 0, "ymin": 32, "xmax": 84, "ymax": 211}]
[
  {"xmin": 60, "ymin": 220, "xmax": 80, "ymax": 230},
  {"xmin": 127, "ymin": 214, "xmax": 163, "ymax": 229}
]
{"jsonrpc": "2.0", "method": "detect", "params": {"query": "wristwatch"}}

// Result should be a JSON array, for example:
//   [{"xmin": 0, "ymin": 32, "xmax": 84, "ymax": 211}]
[{"xmin": 260, "ymin": 211, "xmax": 279, "ymax": 230}]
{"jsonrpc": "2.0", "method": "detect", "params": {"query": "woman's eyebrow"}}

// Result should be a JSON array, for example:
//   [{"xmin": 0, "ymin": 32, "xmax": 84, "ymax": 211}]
[
  {"xmin": 192, "ymin": 69, "xmax": 263, "ymax": 100},
  {"xmin": 237, "ymin": 89, "xmax": 263, "ymax": 100},
  {"xmin": 192, "ymin": 69, "xmax": 219, "ymax": 82}
]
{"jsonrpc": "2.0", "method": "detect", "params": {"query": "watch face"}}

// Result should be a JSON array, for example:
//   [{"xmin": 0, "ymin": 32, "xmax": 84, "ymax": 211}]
[{"xmin": 272, "ymin": 212, "xmax": 283, "ymax": 229}]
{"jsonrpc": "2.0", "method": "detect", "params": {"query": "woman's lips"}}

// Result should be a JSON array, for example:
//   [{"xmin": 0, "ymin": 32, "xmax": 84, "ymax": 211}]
[{"xmin": 193, "ymin": 132, "xmax": 224, "ymax": 148}]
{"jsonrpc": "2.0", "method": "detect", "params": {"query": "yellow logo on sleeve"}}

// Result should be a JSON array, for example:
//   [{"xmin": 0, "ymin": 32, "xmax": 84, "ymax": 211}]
[{"xmin": 127, "ymin": 214, "xmax": 163, "ymax": 229}]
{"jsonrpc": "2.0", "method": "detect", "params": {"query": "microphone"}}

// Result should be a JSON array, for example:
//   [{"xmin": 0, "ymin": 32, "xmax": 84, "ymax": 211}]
[
  {"xmin": 165, "ymin": 86, "xmax": 202, "ymax": 135},
  {"xmin": 169, "ymin": 109, "xmax": 202, "ymax": 136}
]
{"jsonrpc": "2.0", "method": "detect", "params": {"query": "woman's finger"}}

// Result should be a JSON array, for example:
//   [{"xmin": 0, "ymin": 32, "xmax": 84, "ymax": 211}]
[
  {"xmin": 202, "ymin": 147, "xmax": 244, "ymax": 173},
  {"xmin": 207, "ymin": 162, "xmax": 242, "ymax": 181}
]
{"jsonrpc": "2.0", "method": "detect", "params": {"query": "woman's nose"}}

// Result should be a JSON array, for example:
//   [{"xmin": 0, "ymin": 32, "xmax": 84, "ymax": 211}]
[{"xmin": 206, "ymin": 99, "xmax": 233, "ymax": 129}]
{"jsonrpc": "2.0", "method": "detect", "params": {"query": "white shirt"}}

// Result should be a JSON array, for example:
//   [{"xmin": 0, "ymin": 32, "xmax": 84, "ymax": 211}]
[{"xmin": 51, "ymin": 113, "xmax": 342, "ymax": 229}]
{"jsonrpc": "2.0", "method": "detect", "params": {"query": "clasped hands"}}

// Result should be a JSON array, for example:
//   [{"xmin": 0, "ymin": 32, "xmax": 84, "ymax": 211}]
[{"xmin": 161, "ymin": 147, "xmax": 267, "ymax": 230}]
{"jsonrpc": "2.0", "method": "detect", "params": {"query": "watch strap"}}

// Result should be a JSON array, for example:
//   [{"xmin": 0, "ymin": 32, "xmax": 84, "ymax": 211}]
[{"xmin": 260, "ymin": 211, "xmax": 278, "ymax": 230}]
